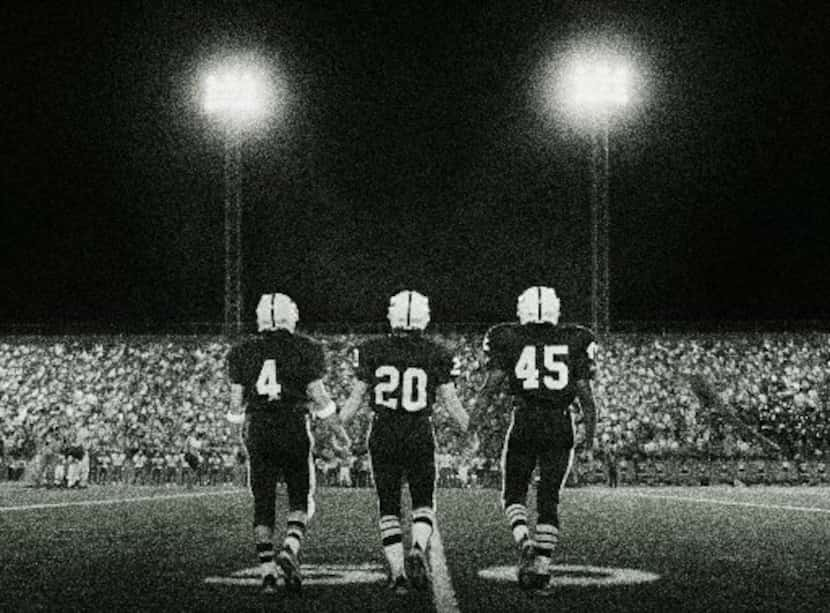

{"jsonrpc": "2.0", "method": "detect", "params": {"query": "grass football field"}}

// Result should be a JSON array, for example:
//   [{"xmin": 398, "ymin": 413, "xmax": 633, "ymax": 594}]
[{"xmin": 1, "ymin": 483, "xmax": 828, "ymax": 612}]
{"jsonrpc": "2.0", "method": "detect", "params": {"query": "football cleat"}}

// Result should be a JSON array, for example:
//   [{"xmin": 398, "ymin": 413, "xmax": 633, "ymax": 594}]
[
  {"xmin": 386, "ymin": 574, "xmax": 409, "ymax": 595},
  {"xmin": 517, "ymin": 540, "xmax": 537, "ymax": 590},
  {"xmin": 516, "ymin": 286, "xmax": 561, "ymax": 325},
  {"xmin": 261, "ymin": 573, "xmax": 278, "ymax": 595},
  {"xmin": 405, "ymin": 547, "xmax": 430, "ymax": 592},
  {"xmin": 276, "ymin": 547, "xmax": 302, "ymax": 595}
]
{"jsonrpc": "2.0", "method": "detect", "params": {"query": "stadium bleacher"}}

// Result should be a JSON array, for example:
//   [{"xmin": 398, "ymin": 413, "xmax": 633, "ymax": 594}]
[{"xmin": 1, "ymin": 333, "xmax": 828, "ymax": 488}]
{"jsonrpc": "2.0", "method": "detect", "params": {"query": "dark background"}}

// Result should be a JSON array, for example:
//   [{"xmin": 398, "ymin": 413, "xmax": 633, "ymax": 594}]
[{"xmin": 2, "ymin": 1, "xmax": 828, "ymax": 329}]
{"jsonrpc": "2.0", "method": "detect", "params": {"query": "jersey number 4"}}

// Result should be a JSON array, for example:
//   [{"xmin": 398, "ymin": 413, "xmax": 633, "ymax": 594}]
[
  {"xmin": 515, "ymin": 345, "xmax": 569, "ymax": 390},
  {"xmin": 256, "ymin": 359, "xmax": 283, "ymax": 400},
  {"xmin": 374, "ymin": 366, "xmax": 428, "ymax": 412}
]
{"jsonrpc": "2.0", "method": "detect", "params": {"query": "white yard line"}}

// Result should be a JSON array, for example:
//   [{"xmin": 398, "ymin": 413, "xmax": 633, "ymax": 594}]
[
  {"xmin": 429, "ymin": 526, "xmax": 461, "ymax": 613},
  {"xmin": 623, "ymin": 491, "xmax": 830, "ymax": 514},
  {"xmin": 0, "ymin": 488, "xmax": 243, "ymax": 513}
]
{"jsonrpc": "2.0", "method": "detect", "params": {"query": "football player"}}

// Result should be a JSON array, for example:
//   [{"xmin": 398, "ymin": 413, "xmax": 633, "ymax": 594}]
[
  {"xmin": 481, "ymin": 286, "xmax": 597, "ymax": 590},
  {"xmin": 339, "ymin": 290, "xmax": 470, "ymax": 594},
  {"xmin": 226, "ymin": 293, "xmax": 351, "ymax": 595}
]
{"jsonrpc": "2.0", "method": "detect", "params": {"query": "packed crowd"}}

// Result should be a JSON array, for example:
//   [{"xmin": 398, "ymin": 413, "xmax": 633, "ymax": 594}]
[{"xmin": 1, "ymin": 332, "xmax": 829, "ymax": 486}]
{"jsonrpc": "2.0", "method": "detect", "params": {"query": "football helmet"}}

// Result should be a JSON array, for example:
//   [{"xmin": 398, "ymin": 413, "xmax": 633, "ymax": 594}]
[
  {"xmin": 387, "ymin": 290, "xmax": 430, "ymax": 330},
  {"xmin": 516, "ymin": 286, "xmax": 561, "ymax": 325},
  {"xmin": 256, "ymin": 293, "xmax": 299, "ymax": 333}
]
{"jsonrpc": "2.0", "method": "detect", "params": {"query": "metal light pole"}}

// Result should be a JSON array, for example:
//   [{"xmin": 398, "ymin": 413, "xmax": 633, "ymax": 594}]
[
  {"xmin": 590, "ymin": 119, "xmax": 610, "ymax": 335},
  {"xmin": 202, "ymin": 60, "xmax": 273, "ymax": 338},
  {"xmin": 560, "ymin": 54, "xmax": 633, "ymax": 336},
  {"xmin": 223, "ymin": 137, "xmax": 243, "ymax": 337}
]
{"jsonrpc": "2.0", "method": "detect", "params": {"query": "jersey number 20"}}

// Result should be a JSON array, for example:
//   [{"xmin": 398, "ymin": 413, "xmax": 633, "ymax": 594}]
[
  {"xmin": 374, "ymin": 366, "xmax": 428, "ymax": 412},
  {"xmin": 256, "ymin": 359, "xmax": 283, "ymax": 400},
  {"xmin": 515, "ymin": 345, "xmax": 569, "ymax": 390}
]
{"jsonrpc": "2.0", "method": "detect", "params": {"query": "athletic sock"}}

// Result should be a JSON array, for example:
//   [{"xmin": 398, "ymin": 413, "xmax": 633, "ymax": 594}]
[
  {"xmin": 256, "ymin": 542, "xmax": 277, "ymax": 578},
  {"xmin": 534, "ymin": 523, "xmax": 558, "ymax": 572},
  {"xmin": 411, "ymin": 507, "xmax": 435, "ymax": 552},
  {"xmin": 284, "ymin": 510, "xmax": 307, "ymax": 556},
  {"xmin": 380, "ymin": 515, "xmax": 405, "ymax": 577},
  {"xmin": 505, "ymin": 503, "xmax": 529, "ymax": 546}
]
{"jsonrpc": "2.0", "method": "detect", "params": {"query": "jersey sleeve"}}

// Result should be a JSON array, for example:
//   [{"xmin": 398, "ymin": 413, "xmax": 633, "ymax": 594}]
[
  {"xmin": 482, "ymin": 324, "xmax": 510, "ymax": 371},
  {"xmin": 303, "ymin": 340, "xmax": 327, "ymax": 386},
  {"xmin": 571, "ymin": 328, "xmax": 597, "ymax": 381},
  {"xmin": 353, "ymin": 341, "xmax": 374, "ymax": 383},
  {"xmin": 433, "ymin": 345, "xmax": 460, "ymax": 386}
]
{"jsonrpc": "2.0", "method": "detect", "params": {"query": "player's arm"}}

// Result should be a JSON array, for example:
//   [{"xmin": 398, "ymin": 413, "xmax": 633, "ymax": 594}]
[
  {"xmin": 436, "ymin": 382, "xmax": 470, "ymax": 433},
  {"xmin": 339, "ymin": 379, "xmax": 370, "ymax": 425},
  {"xmin": 476, "ymin": 326, "xmax": 508, "ymax": 397},
  {"xmin": 306, "ymin": 378, "xmax": 351, "ymax": 452},
  {"xmin": 226, "ymin": 383, "xmax": 246, "ymax": 444},
  {"xmin": 575, "ymin": 379, "xmax": 597, "ymax": 450},
  {"xmin": 340, "ymin": 345, "xmax": 372, "ymax": 425}
]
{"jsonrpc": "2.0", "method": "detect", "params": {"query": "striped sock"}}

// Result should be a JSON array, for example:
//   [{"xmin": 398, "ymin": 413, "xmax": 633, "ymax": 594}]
[
  {"xmin": 284, "ymin": 510, "xmax": 307, "ymax": 556},
  {"xmin": 411, "ymin": 507, "xmax": 435, "ymax": 551},
  {"xmin": 380, "ymin": 515, "xmax": 404, "ymax": 577},
  {"xmin": 505, "ymin": 504, "xmax": 529, "ymax": 545},
  {"xmin": 534, "ymin": 523, "xmax": 559, "ymax": 571},
  {"xmin": 256, "ymin": 542, "xmax": 277, "ymax": 577}
]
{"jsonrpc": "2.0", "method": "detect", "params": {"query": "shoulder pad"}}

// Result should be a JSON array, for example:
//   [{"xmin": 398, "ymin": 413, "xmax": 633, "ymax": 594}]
[
  {"xmin": 483, "ymin": 322, "xmax": 515, "ymax": 351},
  {"xmin": 561, "ymin": 323, "xmax": 596, "ymax": 342}
]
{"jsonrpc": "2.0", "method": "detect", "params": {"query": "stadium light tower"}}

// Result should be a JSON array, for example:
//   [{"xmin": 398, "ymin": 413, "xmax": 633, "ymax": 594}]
[
  {"xmin": 557, "ymin": 49, "xmax": 635, "ymax": 335},
  {"xmin": 201, "ymin": 57, "xmax": 276, "ymax": 337}
]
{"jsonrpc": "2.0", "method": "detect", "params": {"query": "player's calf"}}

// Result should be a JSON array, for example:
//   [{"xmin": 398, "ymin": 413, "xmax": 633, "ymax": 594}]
[
  {"xmin": 524, "ymin": 523, "xmax": 558, "ymax": 590},
  {"xmin": 379, "ymin": 515, "xmax": 406, "ymax": 583}
]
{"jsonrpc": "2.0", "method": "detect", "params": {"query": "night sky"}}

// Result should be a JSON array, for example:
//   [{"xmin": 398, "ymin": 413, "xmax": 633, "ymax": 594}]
[{"xmin": 2, "ymin": 2, "xmax": 829, "ymax": 330}]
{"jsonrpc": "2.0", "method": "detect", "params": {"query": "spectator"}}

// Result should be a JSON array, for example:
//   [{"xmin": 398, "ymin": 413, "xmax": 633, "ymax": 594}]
[
  {"xmin": 0, "ymin": 333, "xmax": 828, "ymax": 487},
  {"xmin": 132, "ymin": 449, "xmax": 147, "ymax": 485}
]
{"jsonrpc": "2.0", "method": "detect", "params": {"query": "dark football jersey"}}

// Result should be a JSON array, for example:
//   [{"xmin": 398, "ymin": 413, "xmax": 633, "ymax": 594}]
[
  {"xmin": 483, "ymin": 322, "xmax": 596, "ymax": 411},
  {"xmin": 227, "ymin": 329, "xmax": 326, "ymax": 415},
  {"xmin": 354, "ymin": 332, "xmax": 460, "ymax": 418}
]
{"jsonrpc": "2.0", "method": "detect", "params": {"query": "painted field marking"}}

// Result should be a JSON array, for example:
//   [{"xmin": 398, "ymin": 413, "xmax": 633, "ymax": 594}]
[
  {"xmin": 478, "ymin": 564, "xmax": 660, "ymax": 588},
  {"xmin": 204, "ymin": 563, "xmax": 387, "ymax": 587},
  {"xmin": 429, "ymin": 526, "xmax": 461, "ymax": 613},
  {"xmin": 624, "ymin": 492, "xmax": 830, "ymax": 514},
  {"xmin": 0, "ymin": 489, "xmax": 243, "ymax": 513}
]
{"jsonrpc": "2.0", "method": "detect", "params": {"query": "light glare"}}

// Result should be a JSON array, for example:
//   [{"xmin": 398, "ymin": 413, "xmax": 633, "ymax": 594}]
[
  {"xmin": 200, "ymin": 56, "xmax": 283, "ymax": 133},
  {"xmin": 558, "ymin": 51, "xmax": 637, "ymax": 121}
]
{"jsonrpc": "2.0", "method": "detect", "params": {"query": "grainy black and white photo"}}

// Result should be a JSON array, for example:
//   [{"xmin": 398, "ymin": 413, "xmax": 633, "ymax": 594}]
[{"xmin": 1, "ymin": 2, "xmax": 828, "ymax": 611}]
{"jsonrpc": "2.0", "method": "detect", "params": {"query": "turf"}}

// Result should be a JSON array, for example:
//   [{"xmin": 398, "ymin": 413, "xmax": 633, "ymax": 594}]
[{"xmin": 1, "ymin": 483, "xmax": 828, "ymax": 612}]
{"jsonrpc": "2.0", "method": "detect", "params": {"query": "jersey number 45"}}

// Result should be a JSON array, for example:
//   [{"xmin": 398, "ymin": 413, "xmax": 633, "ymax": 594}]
[{"xmin": 515, "ymin": 345, "xmax": 569, "ymax": 390}]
